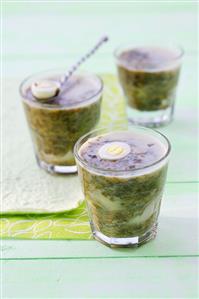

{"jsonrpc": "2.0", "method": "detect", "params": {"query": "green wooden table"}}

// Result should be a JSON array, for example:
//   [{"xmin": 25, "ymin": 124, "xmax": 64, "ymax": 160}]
[{"xmin": 1, "ymin": 2, "xmax": 198, "ymax": 298}]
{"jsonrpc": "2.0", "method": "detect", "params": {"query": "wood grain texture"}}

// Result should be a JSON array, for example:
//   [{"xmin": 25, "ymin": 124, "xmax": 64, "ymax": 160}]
[
  {"xmin": 1, "ymin": 2, "xmax": 198, "ymax": 298},
  {"xmin": 2, "ymin": 258, "xmax": 198, "ymax": 298},
  {"xmin": 3, "ymin": 2, "xmax": 197, "ymax": 57}
]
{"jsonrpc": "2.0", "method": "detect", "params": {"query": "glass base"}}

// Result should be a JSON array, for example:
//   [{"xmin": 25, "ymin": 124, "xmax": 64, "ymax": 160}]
[
  {"xmin": 91, "ymin": 223, "xmax": 158, "ymax": 248},
  {"xmin": 36, "ymin": 156, "xmax": 77, "ymax": 174},
  {"xmin": 127, "ymin": 105, "xmax": 174, "ymax": 128}
]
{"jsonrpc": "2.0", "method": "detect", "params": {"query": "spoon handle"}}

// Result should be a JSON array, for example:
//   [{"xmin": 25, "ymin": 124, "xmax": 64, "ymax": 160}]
[{"xmin": 61, "ymin": 36, "xmax": 109, "ymax": 86}]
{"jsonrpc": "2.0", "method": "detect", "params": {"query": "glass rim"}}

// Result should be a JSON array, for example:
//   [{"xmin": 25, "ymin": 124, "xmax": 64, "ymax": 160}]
[
  {"xmin": 113, "ymin": 43, "xmax": 184, "ymax": 62},
  {"xmin": 19, "ymin": 68, "xmax": 104, "ymax": 109},
  {"xmin": 74, "ymin": 125, "xmax": 171, "ymax": 175}
]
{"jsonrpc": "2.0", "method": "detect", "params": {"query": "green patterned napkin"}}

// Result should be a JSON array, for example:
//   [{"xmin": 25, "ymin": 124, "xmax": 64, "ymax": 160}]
[
  {"xmin": 1, "ymin": 202, "xmax": 91, "ymax": 239},
  {"xmin": 0, "ymin": 74, "xmax": 127, "ymax": 240}
]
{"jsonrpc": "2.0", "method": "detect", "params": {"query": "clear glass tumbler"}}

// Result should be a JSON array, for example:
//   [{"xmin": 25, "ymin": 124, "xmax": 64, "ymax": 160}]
[
  {"xmin": 114, "ymin": 44, "xmax": 184, "ymax": 127},
  {"xmin": 20, "ymin": 69, "xmax": 103, "ymax": 174},
  {"xmin": 74, "ymin": 124, "xmax": 171, "ymax": 247}
]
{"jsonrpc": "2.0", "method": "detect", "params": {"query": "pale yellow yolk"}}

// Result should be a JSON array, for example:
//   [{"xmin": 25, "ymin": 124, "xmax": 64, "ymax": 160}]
[
  {"xmin": 98, "ymin": 142, "xmax": 131, "ymax": 160},
  {"xmin": 107, "ymin": 145, "xmax": 124, "ymax": 155}
]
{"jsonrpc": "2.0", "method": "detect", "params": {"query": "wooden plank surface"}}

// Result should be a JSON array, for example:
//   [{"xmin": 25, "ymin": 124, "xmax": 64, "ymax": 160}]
[
  {"xmin": 2, "ymin": 258, "xmax": 198, "ymax": 298},
  {"xmin": 1, "ymin": 1, "xmax": 198, "ymax": 298}
]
